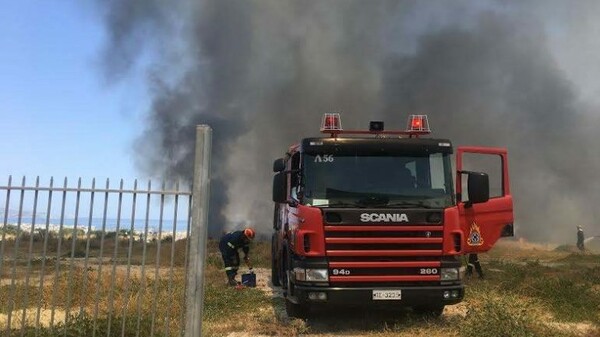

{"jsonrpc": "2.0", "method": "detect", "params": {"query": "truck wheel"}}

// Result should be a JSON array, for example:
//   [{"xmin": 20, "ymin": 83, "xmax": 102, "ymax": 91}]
[
  {"xmin": 285, "ymin": 299, "xmax": 309, "ymax": 319},
  {"xmin": 413, "ymin": 305, "xmax": 445, "ymax": 317},
  {"xmin": 280, "ymin": 248, "xmax": 289, "ymax": 290},
  {"xmin": 271, "ymin": 261, "xmax": 281, "ymax": 286},
  {"xmin": 271, "ymin": 238, "xmax": 281, "ymax": 286}
]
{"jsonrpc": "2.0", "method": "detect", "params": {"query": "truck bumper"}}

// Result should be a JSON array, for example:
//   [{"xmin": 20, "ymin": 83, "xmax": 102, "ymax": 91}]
[{"xmin": 291, "ymin": 284, "xmax": 464, "ymax": 307}]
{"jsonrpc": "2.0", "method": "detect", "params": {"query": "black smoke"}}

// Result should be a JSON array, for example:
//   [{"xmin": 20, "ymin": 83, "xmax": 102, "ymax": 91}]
[{"xmin": 94, "ymin": 1, "xmax": 600, "ymax": 242}]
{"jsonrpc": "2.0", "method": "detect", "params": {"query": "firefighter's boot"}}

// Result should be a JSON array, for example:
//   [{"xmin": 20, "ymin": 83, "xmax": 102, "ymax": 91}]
[
  {"xmin": 475, "ymin": 266, "xmax": 484, "ymax": 279},
  {"xmin": 227, "ymin": 274, "xmax": 238, "ymax": 287}
]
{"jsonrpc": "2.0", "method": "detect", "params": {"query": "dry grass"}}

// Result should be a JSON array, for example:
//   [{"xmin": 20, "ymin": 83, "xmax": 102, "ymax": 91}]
[
  {"xmin": 2, "ymin": 238, "xmax": 600, "ymax": 336},
  {"xmin": 0, "ymin": 236, "xmax": 189, "ymax": 336},
  {"xmin": 201, "ymin": 239, "xmax": 600, "ymax": 337},
  {"xmin": 1, "ymin": 266, "xmax": 187, "ymax": 331}
]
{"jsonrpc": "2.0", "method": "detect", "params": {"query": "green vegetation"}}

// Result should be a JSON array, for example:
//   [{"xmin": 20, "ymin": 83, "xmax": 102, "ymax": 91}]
[
  {"xmin": 0, "ymin": 224, "xmax": 21, "ymax": 235},
  {"xmin": 11, "ymin": 313, "xmax": 165, "ymax": 337}
]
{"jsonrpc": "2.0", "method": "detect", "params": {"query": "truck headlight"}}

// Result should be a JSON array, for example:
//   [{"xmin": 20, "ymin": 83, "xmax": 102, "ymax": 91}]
[
  {"xmin": 306, "ymin": 269, "xmax": 328, "ymax": 282},
  {"xmin": 440, "ymin": 268, "xmax": 459, "ymax": 281},
  {"xmin": 293, "ymin": 268, "xmax": 328, "ymax": 282}
]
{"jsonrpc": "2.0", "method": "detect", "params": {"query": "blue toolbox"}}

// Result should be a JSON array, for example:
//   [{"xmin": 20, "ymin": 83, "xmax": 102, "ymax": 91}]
[{"xmin": 241, "ymin": 271, "xmax": 256, "ymax": 287}]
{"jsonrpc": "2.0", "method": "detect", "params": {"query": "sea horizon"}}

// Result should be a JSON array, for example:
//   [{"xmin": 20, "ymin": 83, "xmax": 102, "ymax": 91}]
[{"xmin": 2, "ymin": 216, "xmax": 190, "ymax": 233}]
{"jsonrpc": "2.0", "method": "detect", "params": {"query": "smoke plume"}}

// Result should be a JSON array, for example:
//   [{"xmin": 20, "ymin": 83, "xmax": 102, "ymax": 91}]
[{"xmin": 94, "ymin": 1, "xmax": 600, "ymax": 242}]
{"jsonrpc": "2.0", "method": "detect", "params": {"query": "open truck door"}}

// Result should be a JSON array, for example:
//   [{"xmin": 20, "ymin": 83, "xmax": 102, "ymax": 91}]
[{"xmin": 456, "ymin": 146, "xmax": 514, "ymax": 253}]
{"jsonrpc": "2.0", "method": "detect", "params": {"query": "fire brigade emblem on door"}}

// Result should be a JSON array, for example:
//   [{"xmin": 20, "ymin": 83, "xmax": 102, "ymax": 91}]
[{"xmin": 467, "ymin": 222, "xmax": 484, "ymax": 246}]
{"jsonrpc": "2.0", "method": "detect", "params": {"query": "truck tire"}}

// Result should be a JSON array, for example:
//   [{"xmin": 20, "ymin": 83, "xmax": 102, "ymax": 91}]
[
  {"xmin": 271, "ymin": 237, "xmax": 281, "ymax": 286},
  {"xmin": 280, "ymin": 246, "xmax": 289, "ymax": 290},
  {"xmin": 285, "ymin": 299, "xmax": 309, "ymax": 319},
  {"xmin": 413, "ymin": 305, "xmax": 445, "ymax": 317}
]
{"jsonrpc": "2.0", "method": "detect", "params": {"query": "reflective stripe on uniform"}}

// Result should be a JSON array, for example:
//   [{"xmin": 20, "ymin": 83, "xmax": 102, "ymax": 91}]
[
  {"xmin": 227, "ymin": 242, "xmax": 235, "ymax": 249},
  {"xmin": 224, "ymin": 266, "xmax": 238, "ymax": 271}
]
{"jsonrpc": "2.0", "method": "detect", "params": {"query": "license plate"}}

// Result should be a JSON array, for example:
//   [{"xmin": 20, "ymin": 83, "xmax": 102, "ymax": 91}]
[{"xmin": 372, "ymin": 290, "xmax": 402, "ymax": 300}]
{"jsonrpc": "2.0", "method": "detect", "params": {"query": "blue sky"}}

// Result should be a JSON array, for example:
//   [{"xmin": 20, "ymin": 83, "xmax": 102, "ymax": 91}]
[{"xmin": 0, "ymin": 1, "xmax": 148, "ymax": 187}]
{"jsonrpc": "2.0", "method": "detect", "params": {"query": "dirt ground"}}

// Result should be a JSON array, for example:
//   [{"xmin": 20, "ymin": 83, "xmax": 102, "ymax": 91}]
[
  {"xmin": 226, "ymin": 268, "xmax": 473, "ymax": 337},
  {"xmin": 237, "ymin": 256, "xmax": 597, "ymax": 337},
  {"xmin": 0, "ymin": 308, "xmax": 67, "ymax": 329}
]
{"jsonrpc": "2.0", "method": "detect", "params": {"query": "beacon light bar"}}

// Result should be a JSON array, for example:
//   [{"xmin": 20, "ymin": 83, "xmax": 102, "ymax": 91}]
[
  {"xmin": 320, "ymin": 113, "xmax": 431, "ymax": 138},
  {"xmin": 320, "ymin": 112, "xmax": 343, "ymax": 132},
  {"xmin": 406, "ymin": 114, "xmax": 430, "ymax": 132}
]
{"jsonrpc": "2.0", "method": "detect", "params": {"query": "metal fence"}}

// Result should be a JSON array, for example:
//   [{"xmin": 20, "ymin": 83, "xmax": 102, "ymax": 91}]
[{"xmin": 0, "ymin": 176, "xmax": 194, "ymax": 336}]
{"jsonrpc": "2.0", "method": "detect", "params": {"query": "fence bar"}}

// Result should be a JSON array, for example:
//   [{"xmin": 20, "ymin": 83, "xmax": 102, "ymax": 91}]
[
  {"xmin": 0, "ymin": 176, "xmax": 12, "ymax": 300},
  {"xmin": 0, "ymin": 176, "xmax": 10, "ymax": 333},
  {"xmin": 164, "ymin": 182, "xmax": 180, "ymax": 337},
  {"xmin": 185, "ymin": 125, "xmax": 212, "ymax": 337},
  {"xmin": 80, "ymin": 178, "xmax": 96, "ymax": 316},
  {"xmin": 7, "ymin": 176, "xmax": 26, "ymax": 333},
  {"xmin": 35, "ymin": 177, "xmax": 54, "ymax": 334},
  {"xmin": 135, "ymin": 181, "xmax": 152, "ymax": 337},
  {"xmin": 0, "ymin": 176, "xmax": 12, "ymax": 275},
  {"xmin": 150, "ymin": 182, "xmax": 166, "ymax": 337},
  {"xmin": 50, "ymin": 178, "xmax": 68, "ymax": 327},
  {"xmin": 179, "ymin": 194, "xmax": 193, "ymax": 337},
  {"xmin": 92, "ymin": 179, "xmax": 110, "ymax": 337},
  {"xmin": 120, "ymin": 180, "xmax": 138, "ymax": 337},
  {"xmin": 106, "ymin": 179, "xmax": 124, "ymax": 337},
  {"xmin": 20, "ymin": 177, "xmax": 40, "ymax": 337},
  {"xmin": 63, "ymin": 178, "xmax": 82, "ymax": 337}
]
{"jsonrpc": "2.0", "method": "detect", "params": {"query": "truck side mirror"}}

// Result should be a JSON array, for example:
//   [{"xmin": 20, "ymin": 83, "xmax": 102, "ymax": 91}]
[
  {"xmin": 273, "ymin": 158, "xmax": 286, "ymax": 172},
  {"xmin": 467, "ymin": 172, "xmax": 489, "ymax": 205},
  {"xmin": 272, "ymin": 172, "xmax": 287, "ymax": 203}
]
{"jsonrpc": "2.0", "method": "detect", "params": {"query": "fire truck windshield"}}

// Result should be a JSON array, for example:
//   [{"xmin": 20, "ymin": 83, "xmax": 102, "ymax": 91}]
[{"xmin": 301, "ymin": 152, "xmax": 454, "ymax": 208}]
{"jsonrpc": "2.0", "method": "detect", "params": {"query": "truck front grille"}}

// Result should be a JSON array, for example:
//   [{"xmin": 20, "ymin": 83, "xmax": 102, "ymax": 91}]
[{"xmin": 323, "ymin": 209, "xmax": 444, "ymax": 285}]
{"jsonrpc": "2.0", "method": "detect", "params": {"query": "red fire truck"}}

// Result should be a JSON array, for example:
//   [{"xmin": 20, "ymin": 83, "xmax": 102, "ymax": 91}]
[{"xmin": 271, "ymin": 113, "xmax": 514, "ymax": 318}]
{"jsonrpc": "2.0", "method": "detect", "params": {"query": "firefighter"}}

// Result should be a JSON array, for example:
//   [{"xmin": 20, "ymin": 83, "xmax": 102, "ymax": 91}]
[
  {"xmin": 577, "ymin": 225, "xmax": 585, "ymax": 251},
  {"xmin": 466, "ymin": 254, "xmax": 484, "ymax": 279},
  {"xmin": 219, "ymin": 228, "xmax": 256, "ymax": 286}
]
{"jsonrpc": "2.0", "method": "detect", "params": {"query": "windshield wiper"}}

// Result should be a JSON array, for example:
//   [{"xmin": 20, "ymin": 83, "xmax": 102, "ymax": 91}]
[
  {"xmin": 384, "ymin": 200, "xmax": 434, "ymax": 209},
  {"xmin": 322, "ymin": 201, "xmax": 365, "ymax": 208},
  {"xmin": 357, "ymin": 195, "xmax": 390, "ymax": 207}
]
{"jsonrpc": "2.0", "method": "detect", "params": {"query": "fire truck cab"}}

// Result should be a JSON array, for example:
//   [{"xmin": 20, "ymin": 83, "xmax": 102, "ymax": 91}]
[{"xmin": 271, "ymin": 113, "xmax": 514, "ymax": 318}]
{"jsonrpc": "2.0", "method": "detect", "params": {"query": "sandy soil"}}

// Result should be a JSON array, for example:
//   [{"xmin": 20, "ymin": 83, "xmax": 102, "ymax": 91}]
[
  {"xmin": 0, "ymin": 308, "xmax": 66, "ymax": 329},
  {"xmin": 249, "ymin": 267, "xmax": 284, "ymax": 299}
]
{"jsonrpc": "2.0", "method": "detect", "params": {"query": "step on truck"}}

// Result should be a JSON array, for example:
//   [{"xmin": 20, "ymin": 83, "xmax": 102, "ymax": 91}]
[{"xmin": 271, "ymin": 113, "xmax": 514, "ymax": 318}]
